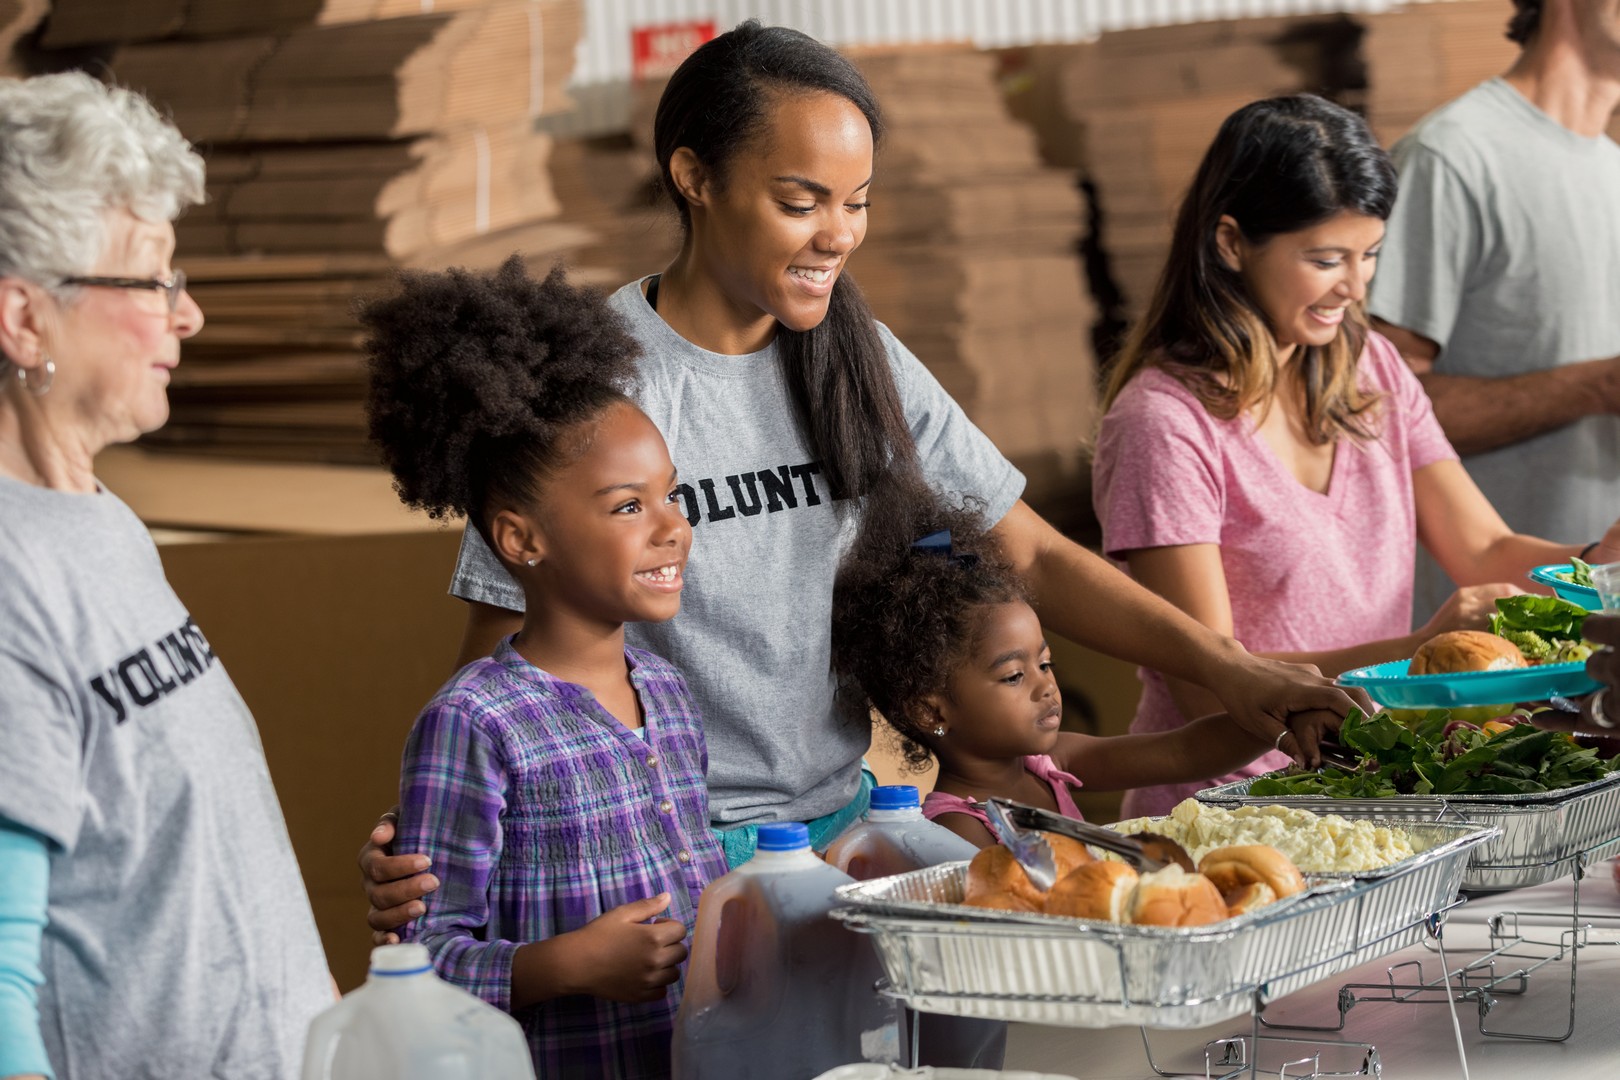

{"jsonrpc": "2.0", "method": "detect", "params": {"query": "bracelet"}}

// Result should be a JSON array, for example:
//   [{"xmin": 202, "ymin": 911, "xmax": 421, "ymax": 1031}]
[
  {"xmin": 1586, "ymin": 688, "xmax": 1616, "ymax": 730},
  {"xmin": 1580, "ymin": 541, "xmax": 1600, "ymax": 562}
]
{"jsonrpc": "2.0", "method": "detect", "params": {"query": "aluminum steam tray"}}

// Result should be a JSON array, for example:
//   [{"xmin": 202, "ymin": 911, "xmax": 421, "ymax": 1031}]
[
  {"xmin": 1197, "ymin": 770, "xmax": 1620, "ymax": 892},
  {"xmin": 831, "ymin": 822, "xmax": 1494, "ymax": 1030}
]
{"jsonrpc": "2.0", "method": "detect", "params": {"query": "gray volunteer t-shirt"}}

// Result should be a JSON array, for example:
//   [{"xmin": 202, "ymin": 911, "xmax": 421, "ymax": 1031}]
[
  {"xmin": 451, "ymin": 278, "xmax": 1024, "ymax": 825},
  {"xmin": 0, "ymin": 477, "xmax": 331, "ymax": 1078},
  {"xmin": 1369, "ymin": 78, "xmax": 1620, "ymax": 618}
]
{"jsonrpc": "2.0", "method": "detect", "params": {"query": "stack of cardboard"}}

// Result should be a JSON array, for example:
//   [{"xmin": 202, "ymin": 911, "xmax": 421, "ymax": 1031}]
[
  {"xmin": 853, "ymin": 48, "xmax": 1098, "ymax": 525},
  {"xmin": 141, "ymin": 219, "xmax": 594, "ymax": 463},
  {"xmin": 100, "ymin": 2, "xmax": 581, "ymax": 143},
  {"xmin": 39, "ymin": 0, "xmax": 491, "ymax": 43},
  {"xmin": 1360, "ymin": 2, "xmax": 1516, "ymax": 146},
  {"xmin": 542, "ymin": 132, "xmax": 677, "ymax": 288},
  {"xmin": 26, "ymin": 0, "xmax": 586, "ymax": 463},
  {"xmin": 1361, "ymin": 2, "xmax": 1620, "ymax": 145},
  {"xmin": 184, "ymin": 126, "xmax": 561, "ymax": 260},
  {"xmin": 1033, "ymin": 17, "xmax": 1359, "ymax": 325}
]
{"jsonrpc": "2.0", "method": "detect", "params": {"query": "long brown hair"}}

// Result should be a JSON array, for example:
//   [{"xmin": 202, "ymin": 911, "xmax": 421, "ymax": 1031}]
[{"xmin": 1102, "ymin": 95, "xmax": 1396, "ymax": 445}]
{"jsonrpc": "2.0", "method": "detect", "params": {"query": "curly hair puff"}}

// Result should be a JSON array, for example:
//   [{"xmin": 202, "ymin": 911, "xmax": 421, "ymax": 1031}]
[
  {"xmin": 831, "ymin": 479, "xmax": 1028, "ymax": 771},
  {"xmin": 360, "ymin": 257, "xmax": 642, "ymax": 550}
]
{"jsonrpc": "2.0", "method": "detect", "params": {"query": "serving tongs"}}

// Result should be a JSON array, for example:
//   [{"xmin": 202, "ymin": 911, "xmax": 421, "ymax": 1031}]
[
  {"xmin": 982, "ymin": 798, "xmax": 1194, "ymax": 889},
  {"xmin": 1314, "ymin": 735, "xmax": 1362, "ymax": 771}
]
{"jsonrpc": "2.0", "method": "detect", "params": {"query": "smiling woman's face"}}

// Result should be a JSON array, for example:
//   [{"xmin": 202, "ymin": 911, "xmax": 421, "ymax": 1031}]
[
  {"xmin": 1222, "ymin": 209, "xmax": 1385, "ymax": 358},
  {"xmin": 49, "ymin": 208, "xmax": 203, "ymax": 449},
  {"xmin": 688, "ymin": 89, "xmax": 874, "ymax": 334}
]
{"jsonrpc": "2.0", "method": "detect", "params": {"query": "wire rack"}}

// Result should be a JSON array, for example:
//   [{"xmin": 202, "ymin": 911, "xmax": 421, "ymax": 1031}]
[{"xmin": 1257, "ymin": 844, "xmax": 1620, "ymax": 1044}]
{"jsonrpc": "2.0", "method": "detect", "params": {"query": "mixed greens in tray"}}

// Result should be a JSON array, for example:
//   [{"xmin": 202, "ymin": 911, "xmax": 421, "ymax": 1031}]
[
  {"xmin": 1489, "ymin": 594, "xmax": 1594, "ymax": 665},
  {"xmin": 1248, "ymin": 707, "xmax": 1620, "ymax": 799}
]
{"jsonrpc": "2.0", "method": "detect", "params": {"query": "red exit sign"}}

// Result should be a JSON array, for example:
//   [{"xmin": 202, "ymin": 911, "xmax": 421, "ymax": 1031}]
[{"xmin": 632, "ymin": 20, "xmax": 717, "ymax": 81}]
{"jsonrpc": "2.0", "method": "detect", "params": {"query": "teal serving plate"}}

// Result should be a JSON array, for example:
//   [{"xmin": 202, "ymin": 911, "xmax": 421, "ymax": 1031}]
[
  {"xmin": 1528, "ymin": 563, "xmax": 1602, "ymax": 611},
  {"xmin": 1338, "ymin": 657, "xmax": 1599, "ymax": 708}
]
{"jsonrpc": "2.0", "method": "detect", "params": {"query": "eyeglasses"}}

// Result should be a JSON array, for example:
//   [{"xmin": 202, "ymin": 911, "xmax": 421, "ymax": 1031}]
[{"xmin": 59, "ymin": 270, "xmax": 188, "ymax": 313}]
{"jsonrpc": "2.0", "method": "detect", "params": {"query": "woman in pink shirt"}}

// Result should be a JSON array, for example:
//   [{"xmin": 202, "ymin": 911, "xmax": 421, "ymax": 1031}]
[{"xmin": 1093, "ymin": 95, "xmax": 1620, "ymax": 818}]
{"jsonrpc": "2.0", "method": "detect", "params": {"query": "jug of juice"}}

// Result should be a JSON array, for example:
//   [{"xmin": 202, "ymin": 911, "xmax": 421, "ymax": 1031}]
[
  {"xmin": 301, "ymin": 943, "xmax": 534, "ymax": 1080},
  {"xmin": 672, "ymin": 822, "xmax": 900, "ymax": 1079},
  {"xmin": 825, "ymin": 786, "xmax": 1007, "ymax": 1070},
  {"xmin": 824, "ymin": 785, "xmax": 980, "ymax": 878}
]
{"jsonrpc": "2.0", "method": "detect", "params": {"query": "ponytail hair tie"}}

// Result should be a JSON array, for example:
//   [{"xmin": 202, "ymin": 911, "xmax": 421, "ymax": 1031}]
[{"xmin": 910, "ymin": 529, "xmax": 979, "ymax": 569}]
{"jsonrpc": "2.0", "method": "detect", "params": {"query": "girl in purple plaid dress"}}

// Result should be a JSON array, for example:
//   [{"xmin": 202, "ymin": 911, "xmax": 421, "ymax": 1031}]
[{"xmin": 361, "ymin": 260, "xmax": 728, "ymax": 1079}]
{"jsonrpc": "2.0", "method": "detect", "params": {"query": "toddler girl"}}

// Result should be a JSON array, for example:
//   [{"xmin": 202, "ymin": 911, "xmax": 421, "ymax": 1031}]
[
  {"xmin": 362, "ymin": 258, "xmax": 728, "ymax": 1079},
  {"xmin": 831, "ymin": 489, "xmax": 1276, "ymax": 846}
]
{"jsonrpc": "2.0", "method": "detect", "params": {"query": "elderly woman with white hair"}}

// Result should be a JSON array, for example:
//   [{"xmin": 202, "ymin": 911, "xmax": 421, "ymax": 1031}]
[{"xmin": 0, "ymin": 73, "xmax": 332, "ymax": 1079}]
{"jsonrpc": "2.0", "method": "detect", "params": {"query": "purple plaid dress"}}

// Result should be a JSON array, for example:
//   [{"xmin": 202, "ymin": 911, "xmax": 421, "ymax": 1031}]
[{"xmin": 397, "ymin": 640, "xmax": 728, "ymax": 1079}]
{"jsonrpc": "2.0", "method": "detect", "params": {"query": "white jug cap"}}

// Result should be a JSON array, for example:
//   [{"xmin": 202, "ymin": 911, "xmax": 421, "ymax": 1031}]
[{"xmin": 369, "ymin": 942, "xmax": 433, "ymax": 975}]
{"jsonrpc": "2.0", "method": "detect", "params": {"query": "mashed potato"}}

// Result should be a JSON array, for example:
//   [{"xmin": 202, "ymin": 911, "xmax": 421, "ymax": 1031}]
[{"xmin": 1109, "ymin": 799, "xmax": 1416, "ymax": 873}]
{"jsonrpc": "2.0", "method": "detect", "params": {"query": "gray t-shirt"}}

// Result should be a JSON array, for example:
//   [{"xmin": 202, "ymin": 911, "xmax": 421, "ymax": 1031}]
[
  {"xmin": 1369, "ymin": 78, "xmax": 1620, "ymax": 618},
  {"xmin": 451, "ymin": 278, "xmax": 1024, "ymax": 825},
  {"xmin": 0, "ymin": 477, "xmax": 331, "ymax": 1078}
]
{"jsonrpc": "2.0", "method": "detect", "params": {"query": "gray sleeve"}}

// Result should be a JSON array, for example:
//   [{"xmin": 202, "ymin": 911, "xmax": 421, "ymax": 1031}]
[
  {"xmin": 1366, "ymin": 140, "xmax": 1485, "ymax": 356},
  {"xmin": 448, "ymin": 525, "xmax": 525, "ymax": 612},
  {"xmin": 881, "ymin": 323, "xmax": 1026, "ymax": 524},
  {"xmin": 0, "ymin": 635, "xmax": 85, "ymax": 854}
]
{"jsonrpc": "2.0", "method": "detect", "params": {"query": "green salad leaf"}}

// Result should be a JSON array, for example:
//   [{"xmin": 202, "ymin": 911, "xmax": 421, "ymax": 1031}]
[
  {"xmin": 1556, "ymin": 558, "xmax": 1595, "ymax": 588},
  {"xmin": 1245, "ymin": 707, "xmax": 1617, "ymax": 798},
  {"xmin": 1492, "ymin": 595, "xmax": 1588, "ymax": 639}
]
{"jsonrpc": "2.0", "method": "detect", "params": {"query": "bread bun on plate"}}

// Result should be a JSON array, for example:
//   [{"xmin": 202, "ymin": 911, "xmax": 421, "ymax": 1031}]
[
  {"xmin": 1045, "ymin": 861, "xmax": 1139, "ymax": 921},
  {"xmin": 962, "ymin": 832, "xmax": 1095, "ymax": 913},
  {"xmin": 1046, "ymin": 833, "xmax": 1095, "ymax": 878},
  {"xmin": 1126, "ymin": 865, "xmax": 1228, "ymax": 928},
  {"xmin": 962, "ymin": 846, "xmax": 1045, "ymax": 912},
  {"xmin": 1409, "ymin": 630, "xmax": 1526, "ymax": 675},
  {"xmin": 1222, "ymin": 882, "xmax": 1278, "ymax": 916},
  {"xmin": 1199, "ymin": 844, "xmax": 1306, "ymax": 911}
]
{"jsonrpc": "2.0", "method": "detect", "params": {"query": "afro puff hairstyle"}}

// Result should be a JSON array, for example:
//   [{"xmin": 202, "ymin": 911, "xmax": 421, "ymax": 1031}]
[
  {"xmin": 360, "ymin": 257, "xmax": 642, "ymax": 554},
  {"xmin": 830, "ymin": 477, "xmax": 1028, "ymax": 772}
]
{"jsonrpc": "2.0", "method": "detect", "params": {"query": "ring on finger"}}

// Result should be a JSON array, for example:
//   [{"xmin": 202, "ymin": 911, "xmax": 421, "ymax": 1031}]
[{"xmin": 1273, "ymin": 729, "xmax": 1289, "ymax": 752}]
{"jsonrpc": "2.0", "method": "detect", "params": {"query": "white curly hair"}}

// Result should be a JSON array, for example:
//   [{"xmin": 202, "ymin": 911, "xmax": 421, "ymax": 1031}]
[{"xmin": 0, "ymin": 71, "xmax": 205, "ymax": 296}]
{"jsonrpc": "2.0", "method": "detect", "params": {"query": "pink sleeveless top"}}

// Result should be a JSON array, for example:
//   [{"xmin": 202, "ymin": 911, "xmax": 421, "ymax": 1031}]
[{"xmin": 921, "ymin": 755, "xmax": 1085, "ymax": 836}]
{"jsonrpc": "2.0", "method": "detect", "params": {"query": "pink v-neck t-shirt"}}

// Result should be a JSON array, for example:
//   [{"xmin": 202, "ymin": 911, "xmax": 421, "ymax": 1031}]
[{"xmin": 1093, "ymin": 332, "xmax": 1457, "ymax": 818}]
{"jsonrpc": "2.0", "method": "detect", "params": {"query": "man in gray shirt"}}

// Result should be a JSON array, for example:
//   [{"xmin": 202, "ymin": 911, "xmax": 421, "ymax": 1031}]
[{"xmin": 1369, "ymin": 0, "xmax": 1620, "ymax": 618}]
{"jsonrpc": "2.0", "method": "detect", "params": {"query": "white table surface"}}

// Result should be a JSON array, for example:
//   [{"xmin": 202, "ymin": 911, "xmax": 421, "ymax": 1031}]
[{"xmin": 1000, "ymin": 869, "xmax": 1620, "ymax": 1079}]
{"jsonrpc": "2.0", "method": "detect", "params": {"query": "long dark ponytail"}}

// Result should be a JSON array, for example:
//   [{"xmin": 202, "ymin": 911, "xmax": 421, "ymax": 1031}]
[{"xmin": 653, "ymin": 19, "xmax": 918, "ymax": 499}]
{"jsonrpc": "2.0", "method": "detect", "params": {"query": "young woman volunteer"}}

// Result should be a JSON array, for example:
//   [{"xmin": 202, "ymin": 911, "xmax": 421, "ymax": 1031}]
[
  {"xmin": 1093, "ymin": 94, "xmax": 1620, "ymax": 818},
  {"xmin": 361, "ymin": 24, "xmax": 1370, "ymax": 930}
]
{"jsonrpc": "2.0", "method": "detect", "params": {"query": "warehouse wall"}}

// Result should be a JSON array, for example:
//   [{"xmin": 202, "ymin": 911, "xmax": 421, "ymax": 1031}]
[{"xmin": 548, "ymin": 0, "xmax": 1462, "ymax": 135}]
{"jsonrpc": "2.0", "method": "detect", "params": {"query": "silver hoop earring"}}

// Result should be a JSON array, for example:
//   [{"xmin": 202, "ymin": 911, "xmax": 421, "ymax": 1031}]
[{"xmin": 18, "ymin": 355, "xmax": 54, "ymax": 397}]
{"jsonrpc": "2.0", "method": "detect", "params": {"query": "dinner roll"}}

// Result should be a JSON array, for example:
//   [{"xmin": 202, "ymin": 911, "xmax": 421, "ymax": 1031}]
[
  {"xmin": 1046, "ymin": 833, "xmax": 1095, "ymax": 878},
  {"xmin": 962, "ymin": 845, "xmax": 1045, "ymax": 912},
  {"xmin": 1199, "ymin": 844, "xmax": 1306, "ymax": 905},
  {"xmin": 1126, "ymin": 865, "xmax": 1228, "ymax": 928},
  {"xmin": 1409, "ymin": 630, "xmax": 1526, "ymax": 675},
  {"xmin": 1222, "ymin": 881, "xmax": 1279, "ymax": 917},
  {"xmin": 1044, "ymin": 861, "xmax": 1138, "ymax": 922}
]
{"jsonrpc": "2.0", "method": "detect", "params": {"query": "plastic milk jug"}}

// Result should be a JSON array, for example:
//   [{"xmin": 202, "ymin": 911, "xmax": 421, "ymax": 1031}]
[
  {"xmin": 672, "ymin": 822, "xmax": 900, "ymax": 1079},
  {"xmin": 825, "ymin": 786, "xmax": 1008, "ymax": 1069},
  {"xmin": 824, "ymin": 785, "xmax": 980, "ymax": 878},
  {"xmin": 301, "ymin": 944, "xmax": 535, "ymax": 1080}
]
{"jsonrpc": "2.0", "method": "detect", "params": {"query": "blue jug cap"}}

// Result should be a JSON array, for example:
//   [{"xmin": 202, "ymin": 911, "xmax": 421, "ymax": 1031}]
[
  {"xmin": 756, "ymin": 822, "xmax": 810, "ymax": 851},
  {"xmin": 869, "ymin": 785, "xmax": 921, "ymax": 811}
]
